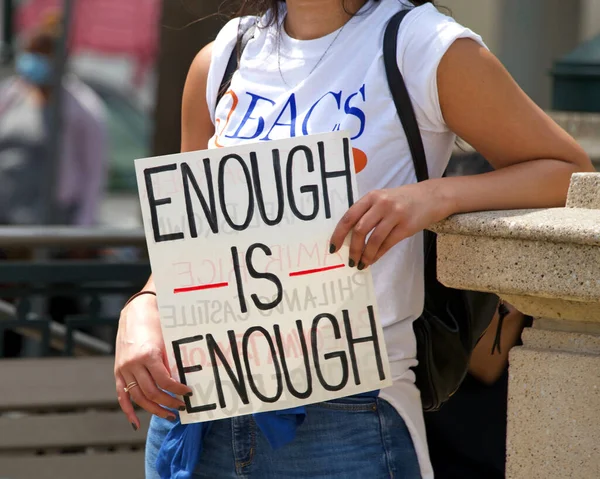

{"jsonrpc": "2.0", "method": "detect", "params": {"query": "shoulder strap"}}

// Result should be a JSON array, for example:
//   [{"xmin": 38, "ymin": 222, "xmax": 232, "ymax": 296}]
[
  {"xmin": 217, "ymin": 22, "xmax": 256, "ymax": 105},
  {"xmin": 383, "ymin": 9, "xmax": 429, "ymax": 183},
  {"xmin": 384, "ymin": 9, "xmax": 436, "ymax": 259}
]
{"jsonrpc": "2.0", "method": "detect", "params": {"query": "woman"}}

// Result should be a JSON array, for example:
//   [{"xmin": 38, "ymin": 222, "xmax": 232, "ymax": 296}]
[{"xmin": 115, "ymin": 1, "xmax": 593, "ymax": 478}]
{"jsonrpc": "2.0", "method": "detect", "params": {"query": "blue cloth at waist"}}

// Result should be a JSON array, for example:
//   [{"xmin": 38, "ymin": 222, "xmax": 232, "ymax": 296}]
[{"xmin": 156, "ymin": 390, "xmax": 380, "ymax": 479}]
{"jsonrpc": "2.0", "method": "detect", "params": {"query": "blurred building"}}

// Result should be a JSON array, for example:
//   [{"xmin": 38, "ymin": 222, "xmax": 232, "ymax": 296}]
[
  {"xmin": 0, "ymin": 0, "xmax": 163, "ymax": 227},
  {"xmin": 2, "ymin": 0, "xmax": 599, "ymax": 228},
  {"xmin": 444, "ymin": 0, "xmax": 600, "ymax": 110},
  {"xmin": 2, "ymin": 0, "xmax": 161, "ymax": 196}
]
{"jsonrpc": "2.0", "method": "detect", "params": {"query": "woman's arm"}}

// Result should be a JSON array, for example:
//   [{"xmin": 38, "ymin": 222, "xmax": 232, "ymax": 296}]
[
  {"xmin": 433, "ymin": 38, "xmax": 594, "ymax": 217},
  {"xmin": 330, "ymin": 39, "xmax": 594, "ymax": 266},
  {"xmin": 468, "ymin": 303, "xmax": 526, "ymax": 385},
  {"xmin": 181, "ymin": 42, "xmax": 216, "ymax": 153},
  {"xmin": 115, "ymin": 42, "xmax": 215, "ymax": 429}
]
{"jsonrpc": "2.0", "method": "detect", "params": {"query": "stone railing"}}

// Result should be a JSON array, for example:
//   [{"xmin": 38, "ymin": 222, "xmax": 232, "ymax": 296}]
[{"xmin": 430, "ymin": 173, "xmax": 600, "ymax": 479}]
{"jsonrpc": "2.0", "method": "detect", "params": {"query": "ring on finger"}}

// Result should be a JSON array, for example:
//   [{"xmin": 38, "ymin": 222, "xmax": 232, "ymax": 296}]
[{"xmin": 124, "ymin": 381, "xmax": 139, "ymax": 393}]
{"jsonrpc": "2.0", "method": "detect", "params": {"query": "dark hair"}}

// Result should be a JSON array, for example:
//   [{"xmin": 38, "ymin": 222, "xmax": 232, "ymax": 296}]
[
  {"xmin": 232, "ymin": 0, "xmax": 436, "ymax": 23},
  {"xmin": 23, "ymin": 15, "xmax": 62, "ymax": 56}
]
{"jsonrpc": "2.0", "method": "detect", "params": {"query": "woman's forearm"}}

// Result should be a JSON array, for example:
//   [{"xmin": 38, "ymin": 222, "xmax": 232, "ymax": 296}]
[
  {"xmin": 430, "ymin": 158, "xmax": 593, "ymax": 219},
  {"xmin": 468, "ymin": 305, "xmax": 526, "ymax": 385},
  {"xmin": 143, "ymin": 274, "xmax": 157, "ymax": 293}
]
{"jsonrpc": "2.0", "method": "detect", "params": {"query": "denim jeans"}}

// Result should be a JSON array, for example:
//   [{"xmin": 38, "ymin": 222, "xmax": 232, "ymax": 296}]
[{"xmin": 146, "ymin": 397, "xmax": 421, "ymax": 478}]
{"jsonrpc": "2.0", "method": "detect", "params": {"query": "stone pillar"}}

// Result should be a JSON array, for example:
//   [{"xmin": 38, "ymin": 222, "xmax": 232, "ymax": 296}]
[{"xmin": 430, "ymin": 173, "xmax": 600, "ymax": 479}]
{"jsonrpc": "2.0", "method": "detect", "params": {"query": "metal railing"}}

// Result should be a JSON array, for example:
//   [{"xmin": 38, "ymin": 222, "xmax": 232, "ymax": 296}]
[
  {"xmin": 0, "ymin": 226, "xmax": 147, "ymax": 248},
  {"xmin": 0, "ymin": 227, "xmax": 150, "ymax": 357}
]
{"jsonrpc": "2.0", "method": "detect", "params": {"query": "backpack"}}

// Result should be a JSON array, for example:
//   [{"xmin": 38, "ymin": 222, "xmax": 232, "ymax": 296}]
[{"xmin": 217, "ymin": 8, "xmax": 500, "ymax": 411}]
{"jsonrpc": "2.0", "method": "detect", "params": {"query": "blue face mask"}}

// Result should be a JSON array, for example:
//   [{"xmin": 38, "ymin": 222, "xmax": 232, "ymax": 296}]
[{"xmin": 15, "ymin": 52, "xmax": 54, "ymax": 86}]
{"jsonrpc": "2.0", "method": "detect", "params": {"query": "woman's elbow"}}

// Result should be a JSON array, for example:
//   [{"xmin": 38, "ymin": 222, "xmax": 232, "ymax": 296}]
[{"xmin": 565, "ymin": 144, "xmax": 595, "ymax": 173}]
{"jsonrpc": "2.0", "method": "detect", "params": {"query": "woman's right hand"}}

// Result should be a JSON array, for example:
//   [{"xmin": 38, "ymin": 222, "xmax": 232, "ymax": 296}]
[{"xmin": 114, "ymin": 293, "xmax": 193, "ymax": 429}]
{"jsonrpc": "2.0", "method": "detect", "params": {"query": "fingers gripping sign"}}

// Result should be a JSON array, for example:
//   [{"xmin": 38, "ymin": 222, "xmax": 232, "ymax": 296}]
[
  {"xmin": 330, "ymin": 189, "xmax": 407, "ymax": 269},
  {"xmin": 329, "ymin": 183, "xmax": 442, "ymax": 269}
]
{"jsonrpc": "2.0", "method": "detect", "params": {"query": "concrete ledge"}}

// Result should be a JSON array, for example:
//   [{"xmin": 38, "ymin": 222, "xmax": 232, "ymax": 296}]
[
  {"xmin": 534, "ymin": 317, "xmax": 600, "ymax": 335},
  {"xmin": 435, "ymin": 233, "xmax": 600, "ymax": 301},
  {"xmin": 431, "ymin": 208, "xmax": 600, "ymax": 247},
  {"xmin": 567, "ymin": 173, "xmax": 600, "ymax": 209},
  {"xmin": 430, "ymin": 173, "xmax": 600, "ymax": 322},
  {"xmin": 500, "ymin": 294, "xmax": 600, "ymax": 323},
  {"xmin": 522, "ymin": 328, "xmax": 600, "ymax": 355}
]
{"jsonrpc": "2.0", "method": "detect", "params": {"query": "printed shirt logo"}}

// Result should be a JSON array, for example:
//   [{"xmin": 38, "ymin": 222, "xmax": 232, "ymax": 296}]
[{"xmin": 214, "ymin": 85, "xmax": 369, "ymax": 173}]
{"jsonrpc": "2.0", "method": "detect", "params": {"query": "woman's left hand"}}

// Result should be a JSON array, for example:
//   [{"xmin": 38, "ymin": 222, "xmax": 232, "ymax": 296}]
[{"xmin": 329, "ymin": 182, "xmax": 452, "ymax": 269}]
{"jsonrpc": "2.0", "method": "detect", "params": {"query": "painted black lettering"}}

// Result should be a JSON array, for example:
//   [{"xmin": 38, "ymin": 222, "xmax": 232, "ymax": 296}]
[
  {"xmin": 274, "ymin": 321, "xmax": 313, "ymax": 399},
  {"xmin": 318, "ymin": 138, "xmax": 354, "ymax": 218},
  {"xmin": 246, "ymin": 243, "xmax": 283, "ymax": 311},
  {"xmin": 218, "ymin": 154, "xmax": 255, "ymax": 231},
  {"xmin": 343, "ymin": 306, "xmax": 385, "ymax": 385},
  {"xmin": 243, "ymin": 327, "xmax": 283, "ymax": 403},
  {"xmin": 181, "ymin": 160, "xmax": 218, "ymax": 236},
  {"xmin": 311, "ymin": 313, "xmax": 349, "ymax": 391},
  {"xmin": 231, "ymin": 247, "xmax": 247, "ymax": 314},
  {"xmin": 172, "ymin": 336, "xmax": 217, "ymax": 413},
  {"xmin": 206, "ymin": 331, "xmax": 249, "ymax": 409},
  {"xmin": 286, "ymin": 145, "xmax": 319, "ymax": 221},
  {"xmin": 251, "ymin": 150, "xmax": 285, "ymax": 226},
  {"xmin": 144, "ymin": 164, "xmax": 184, "ymax": 243}
]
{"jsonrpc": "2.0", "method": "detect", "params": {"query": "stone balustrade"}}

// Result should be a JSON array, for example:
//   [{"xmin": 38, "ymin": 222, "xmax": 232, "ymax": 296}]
[{"xmin": 430, "ymin": 173, "xmax": 600, "ymax": 479}]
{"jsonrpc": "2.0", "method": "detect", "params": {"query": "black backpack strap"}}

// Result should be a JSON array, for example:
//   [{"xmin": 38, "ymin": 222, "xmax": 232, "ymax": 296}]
[
  {"xmin": 217, "ymin": 21, "xmax": 256, "ymax": 105},
  {"xmin": 384, "ymin": 8, "xmax": 436, "ymax": 260},
  {"xmin": 383, "ymin": 9, "xmax": 429, "ymax": 183}
]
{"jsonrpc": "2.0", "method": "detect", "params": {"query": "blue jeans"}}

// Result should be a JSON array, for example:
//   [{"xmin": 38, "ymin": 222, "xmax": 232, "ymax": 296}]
[{"xmin": 146, "ymin": 397, "xmax": 421, "ymax": 478}]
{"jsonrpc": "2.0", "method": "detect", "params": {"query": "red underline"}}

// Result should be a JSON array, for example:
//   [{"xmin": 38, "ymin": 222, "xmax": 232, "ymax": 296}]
[
  {"xmin": 174, "ymin": 282, "xmax": 229, "ymax": 294},
  {"xmin": 289, "ymin": 264, "xmax": 346, "ymax": 277}
]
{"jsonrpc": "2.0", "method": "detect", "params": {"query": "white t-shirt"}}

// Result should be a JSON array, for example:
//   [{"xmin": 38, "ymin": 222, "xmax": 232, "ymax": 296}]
[{"xmin": 206, "ymin": 1, "xmax": 485, "ymax": 476}]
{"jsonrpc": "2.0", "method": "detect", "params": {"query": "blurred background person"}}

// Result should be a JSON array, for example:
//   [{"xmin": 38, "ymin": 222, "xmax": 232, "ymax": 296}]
[{"xmin": 0, "ymin": 14, "xmax": 108, "ymax": 229}]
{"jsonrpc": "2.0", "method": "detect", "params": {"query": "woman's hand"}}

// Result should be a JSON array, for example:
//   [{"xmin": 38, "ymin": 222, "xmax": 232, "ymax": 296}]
[
  {"xmin": 329, "ymin": 181, "xmax": 452, "ymax": 269},
  {"xmin": 114, "ymin": 293, "xmax": 193, "ymax": 429}
]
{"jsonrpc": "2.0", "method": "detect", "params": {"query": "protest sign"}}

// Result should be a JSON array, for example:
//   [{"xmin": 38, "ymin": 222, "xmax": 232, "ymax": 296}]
[{"xmin": 135, "ymin": 131, "xmax": 391, "ymax": 424}]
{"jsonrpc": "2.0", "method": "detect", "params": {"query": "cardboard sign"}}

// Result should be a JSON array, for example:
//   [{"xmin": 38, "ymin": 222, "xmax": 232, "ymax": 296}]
[{"xmin": 135, "ymin": 131, "xmax": 391, "ymax": 423}]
